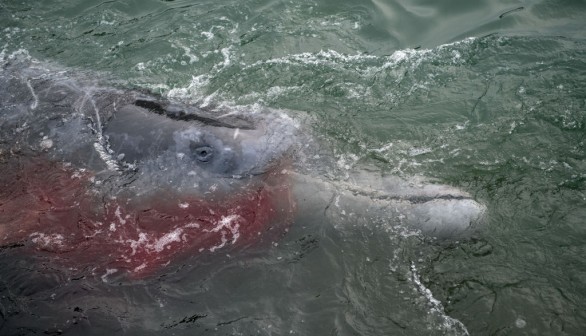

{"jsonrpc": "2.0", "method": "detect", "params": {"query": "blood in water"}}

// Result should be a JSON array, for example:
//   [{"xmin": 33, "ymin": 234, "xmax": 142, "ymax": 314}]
[{"xmin": 0, "ymin": 156, "xmax": 294, "ymax": 279}]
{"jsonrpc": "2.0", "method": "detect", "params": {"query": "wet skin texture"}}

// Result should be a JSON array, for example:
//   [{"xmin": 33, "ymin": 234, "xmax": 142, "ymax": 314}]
[
  {"xmin": 0, "ymin": 59, "xmax": 295, "ymax": 279},
  {"xmin": 0, "ymin": 58, "xmax": 485, "ymax": 280}
]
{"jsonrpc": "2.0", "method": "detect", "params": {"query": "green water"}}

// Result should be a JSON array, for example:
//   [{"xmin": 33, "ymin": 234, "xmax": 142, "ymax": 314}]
[{"xmin": 1, "ymin": 0, "xmax": 585, "ymax": 335}]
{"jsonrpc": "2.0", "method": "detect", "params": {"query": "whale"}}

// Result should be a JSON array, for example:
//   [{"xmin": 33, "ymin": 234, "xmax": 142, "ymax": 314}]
[{"xmin": 0, "ymin": 56, "xmax": 485, "ymax": 280}]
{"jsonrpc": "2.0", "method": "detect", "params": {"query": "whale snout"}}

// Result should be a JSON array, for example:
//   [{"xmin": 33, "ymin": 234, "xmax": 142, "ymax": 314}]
[
  {"xmin": 403, "ymin": 198, "xmax": 486, "ymax": 239},
  {"xmin": 342, "ymin": 171, "xmax": 487, "ymax": 238}
]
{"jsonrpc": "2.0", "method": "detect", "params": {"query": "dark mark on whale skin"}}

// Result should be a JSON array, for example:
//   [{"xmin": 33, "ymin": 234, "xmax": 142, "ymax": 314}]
[
  {"xmin": 499, "ymin": 7, "xmax": 524, "ymax": 19},
  {"xmin": 134, "ymin": 98, "xmax": 255, "ymax": 130},
  {"xmin": 400, "ymin": 195, "xmax": 469, "ymax": 204},
  {"xmin": 164, "ymin": 313, "xmax": 208, "ymax": 329}
]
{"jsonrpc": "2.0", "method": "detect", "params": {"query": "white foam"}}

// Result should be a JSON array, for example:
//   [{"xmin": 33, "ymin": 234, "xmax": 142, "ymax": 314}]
[
  {"xmin": 114, "ymin": 206, "xmax": 127, "ymax": 225},
  {"xmin": 220, "ymin": 47, "xmax": 232, "ymax": 69},
  {"xmin": 30, "ymin": 232, "xmax": 64, "ymax": 247},
  {"xmin": 101, "ymin": 268, "xmax": 118, "ymax": 282},
  {"xmin": 265, "ymin": 85, "xmax": 302, "ymax": 100},
  {"xmin": 93, "ymin": 136, "xmax": 119, "ymax": 171},
  {"xmin": 410, "ymin": 262, "xmax": 469, "ymax": 335},
  {"xmin": 123, "ymin": 222, "xmax": 210, "ymax": 259},
  {"xmin": 201, "ymin": 31, "xmax": 214, "ymax": 40},
  {"xmin": 127, "ymin": 232, "xmax": 149, "ymax": 255},
  {"xmin": 185, "ymin": 222, "xmax": 201, "ymax": 228},
  {"xmin": 151, "ymin": 228, "xmax": 184, "ymax": 252},
  {"xmin": 167, "ymin": 74, "xmax": 211, "ymax": 101},
  {"xmin": 156, "ymin": 39, "xmax": 479, "ymax": 116},
  {"xmin": 25, "ymin": 80, "xmax": 38, "ymax": 109},
  {"xmin": 371, "ymin": 142, "xmax": 394, "ymax": 153},
  {"xmin": 39, "ymin": 137, "xmax": 53, "ymax": 149},
  {"xmin": 181, "ymin": 45, "xmax": 199, "ymax": 64},
  {"xmin": 209, "ymin": 231, "xmax": 228, "ymax": 252},
  {"xmin": 133, "ymin": 263, "xmax": 147, "ymax": 273},
  {"xmin": 205, "ymin": 214, "xmax": 242, "ymax": 247},
  {"xmin": 0, "ymin": 44, "xmax": 7, "ymax": 60},
  {"xmin": 408, "ymin": 147, "xmax": 432, "ymax": 157}
]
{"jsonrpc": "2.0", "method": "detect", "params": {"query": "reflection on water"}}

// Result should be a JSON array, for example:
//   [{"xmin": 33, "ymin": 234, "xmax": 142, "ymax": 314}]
[{"xmin": 1, "ymin": 0, "xmax": 585, "ymax": 335}]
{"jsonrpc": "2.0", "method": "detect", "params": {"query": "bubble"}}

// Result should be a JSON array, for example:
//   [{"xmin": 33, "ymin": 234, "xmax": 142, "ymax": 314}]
[
  {"xmin": 515, "ymin": 318, "xmax": 526, "ymax": 328},
  {"xmin": 40, "ymin": 138, "xmax": 53, "ymax": 149}
]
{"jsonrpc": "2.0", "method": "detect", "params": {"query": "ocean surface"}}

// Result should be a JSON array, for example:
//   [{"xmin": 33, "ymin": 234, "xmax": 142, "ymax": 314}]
[{"xmin": 1, "ymin": 0, "xmax": 585, "ymax": 335}]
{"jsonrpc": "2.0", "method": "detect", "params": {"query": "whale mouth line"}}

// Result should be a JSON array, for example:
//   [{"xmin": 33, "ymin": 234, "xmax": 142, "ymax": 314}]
[
  {"xmin": 374, "ymin": 195, "xmax": 473, "ymax": 204},
  {"xmin": 333, "ymin": 180, "xmax": 474, "ymax": 205}
]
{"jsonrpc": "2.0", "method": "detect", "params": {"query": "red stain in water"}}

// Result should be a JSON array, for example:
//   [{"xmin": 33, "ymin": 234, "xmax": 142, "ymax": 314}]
[{"xmin": 0, "ymin": 156, "xmax": 294, "ymax": 280}]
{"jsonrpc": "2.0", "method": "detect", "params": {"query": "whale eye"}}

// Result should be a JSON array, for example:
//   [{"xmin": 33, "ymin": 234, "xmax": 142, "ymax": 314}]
[{"xmin": 193, "ymin": 145, "xmax": 213, "ymax": 162}]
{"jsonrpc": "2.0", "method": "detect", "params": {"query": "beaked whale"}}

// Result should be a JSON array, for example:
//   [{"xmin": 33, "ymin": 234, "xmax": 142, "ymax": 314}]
[{"xmin": 0, "ymin": 55, "xmax": 485, "ymax": 279}]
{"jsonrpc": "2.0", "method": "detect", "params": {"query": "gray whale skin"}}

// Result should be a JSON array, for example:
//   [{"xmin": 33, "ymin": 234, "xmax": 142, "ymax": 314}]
[{"xmin": 0, "ymin": 58, "xmax": 485, "ymax": 279}]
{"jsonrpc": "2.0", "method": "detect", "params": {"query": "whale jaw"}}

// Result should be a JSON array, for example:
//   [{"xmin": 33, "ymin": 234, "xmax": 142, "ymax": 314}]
[{"xmin": 291, "ymin": 171, "xmax": 486, "ymax": 239}]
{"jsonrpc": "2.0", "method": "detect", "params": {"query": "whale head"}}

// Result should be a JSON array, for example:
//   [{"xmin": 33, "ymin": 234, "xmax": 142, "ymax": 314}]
[
  {"xmin": 101, "ymin": 101, "xmax": 298, "ymax": 199},
  {"xmin": 0, "ymin": 61, "xmax": 299, "ymax": 278}
]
